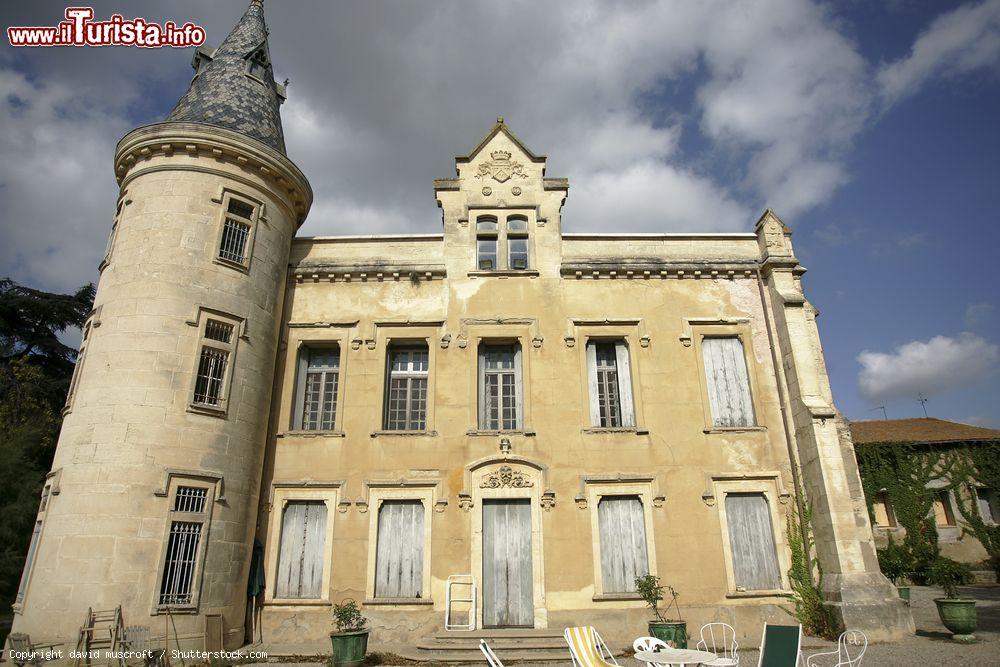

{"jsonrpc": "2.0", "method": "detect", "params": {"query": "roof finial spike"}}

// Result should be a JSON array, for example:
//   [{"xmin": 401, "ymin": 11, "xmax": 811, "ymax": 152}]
[{"xmin": 497, "ymin": 116, "xmax": 504, "ymax": 125}]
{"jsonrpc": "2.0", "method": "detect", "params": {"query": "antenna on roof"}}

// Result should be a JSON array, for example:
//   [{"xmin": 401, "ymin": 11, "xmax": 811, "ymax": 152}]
[
  {"xmin": 868, "ymin": 405, "xmax": 887, "ymax": 420},
  {"xmin": 917, "ymin": 393, "xmax": 929, "ymax": 417}
]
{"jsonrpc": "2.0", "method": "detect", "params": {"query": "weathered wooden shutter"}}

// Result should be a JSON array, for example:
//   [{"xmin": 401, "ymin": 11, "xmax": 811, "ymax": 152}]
[
  {"xmin": 483, "ymin": 500, "xmax": 533, "ymax": 627},
  {"xmin": 375, "ymin": 500, "xmax": 424, "ymax": 598},
  {"xmin": 478, "ymin": 347, "xmax": 488, "ymax": 429},
  {"xmin": 725, "ymin": 493, "xmax": 781, "ymax": 591},
  {"xmin": 292, "ymin": 347, "xmax": 309, "ymax": 429},
  {"xmin": 597, "ymin": 496, "xmax": 649, "ymax": 593},
  {"xmin": 513, "ymin": 345, "xmax": 523, "ymax": 429},
  {"xmin": 275, "ymin": 500, "xmax": 327, "ymax": 599},
  {"xmin": 702, "ymin": 337, "xmax": 755, "ymax": 427},
  {"xmin": 586, "ymin": 343, "xmax": 601, "ymax": 426},
  {"xmin": 978, "ymin": 489, "xmax": 998, "ymax": 523},
  {"xmin": 614, "ymin": 341, "xmax": 635, "ymax": 427}
]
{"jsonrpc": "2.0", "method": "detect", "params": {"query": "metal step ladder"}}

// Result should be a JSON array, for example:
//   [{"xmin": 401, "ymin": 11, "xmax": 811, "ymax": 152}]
[
  {"xmin": 444, "ymin": 574, "xmax": 477, "ymax": 631},
  {"xmin": 75, "ymin": 606, "xmax": 125, "ymax": 667}
]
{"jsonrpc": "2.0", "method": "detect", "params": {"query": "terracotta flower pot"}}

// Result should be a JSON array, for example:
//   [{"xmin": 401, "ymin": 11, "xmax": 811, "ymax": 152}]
[
  {"xmin": 330, "ymin": 629, "xmax": 370, "ymax": 667},
  {"xmin": 934, "ymin": 598, "xmax": 977, "ymax": 643},
  {"xmin": 648, "ymin": 621, "xmax": 687, "ymax": 649}
]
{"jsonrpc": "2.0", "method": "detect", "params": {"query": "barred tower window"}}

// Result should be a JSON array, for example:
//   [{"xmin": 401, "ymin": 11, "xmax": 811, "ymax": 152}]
[
  {"xmin": 157, "ymin": 483, "xmax": 215, "ymax": 608},
  {"xmin": 218, "ymin": 196, "xmax": 257, "ymax": 267},
  {"xmin": 191, "ymin": 315, "xmax": 240, "ymax": 413}
]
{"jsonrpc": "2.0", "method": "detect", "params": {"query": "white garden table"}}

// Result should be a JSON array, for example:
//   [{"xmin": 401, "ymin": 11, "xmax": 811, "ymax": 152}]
[{"xmin": 634, "ymin": 648, "xmax": 719, "ymax": 666}]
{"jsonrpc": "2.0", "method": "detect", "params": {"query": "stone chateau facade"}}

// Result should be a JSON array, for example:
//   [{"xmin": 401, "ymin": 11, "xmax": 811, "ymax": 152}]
[{"xmin": 12, "ymin": 0, "xmax": 913, "ymax": 653}]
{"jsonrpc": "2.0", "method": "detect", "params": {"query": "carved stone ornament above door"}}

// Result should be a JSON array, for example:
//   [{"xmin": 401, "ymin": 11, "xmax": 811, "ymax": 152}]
[{"xmin": 479, "ymin": 465, "xmax": 534, "ymax": 489}]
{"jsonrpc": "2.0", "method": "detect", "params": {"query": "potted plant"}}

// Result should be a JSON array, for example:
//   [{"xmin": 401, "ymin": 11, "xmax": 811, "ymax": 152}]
[
  {"xmin": 635, "ymin": 575, "xmax": 686, "ymax": 649},
  {"xmin": 877, "ymin": 536, "xmax": 914, "ymax": 605},
  {"xmin": 330, "ymin": 598, "xmax": 370, "ymax": 667},
  {"xmin": 925, "ymin": 558, "xmax": 976, "ymax": 643}
]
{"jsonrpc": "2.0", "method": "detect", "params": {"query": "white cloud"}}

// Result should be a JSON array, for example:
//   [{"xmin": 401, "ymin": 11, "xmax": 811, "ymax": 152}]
[
  {"xmin": 878, "ymin": 0, "xmax": 1000, "ymax": 106},
  {"xmin": 857, "ymin": 332, "xmax": 1000, "ymax": 402},
  {"xmin": 965, "ymin": 302, "xmax": 996, "ymax": 329},
  {"xmin": 1, "ymin": 0, "xmax": 987, "ymax": 293}
]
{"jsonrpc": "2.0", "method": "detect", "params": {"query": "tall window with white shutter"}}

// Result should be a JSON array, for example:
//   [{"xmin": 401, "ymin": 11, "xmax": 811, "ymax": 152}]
[
  {"xmin": 478, "ymin": 343, "xmax": 522, "ymax": 430},
  {"xmin": 586, "ymin": 340, "xmax": 635, "ymax": 428},
  {"xmin": 724, "ymin": 493, "xmax": 782, "ymax": 591},
  {"xmin": 374, "ymin": 500, "xmax": 425, "ymax": 598},
  {"xmin": 294, "ymin": 346, "xmax": 341, "ymax": 430},
  {"xmin": 275, "ymin": 500, "xmax": 328, "ymax": 599},
  {"xmin": 597, "ymin": 496, "xmax": 649, "ymax": 594},
  {"xmin": 702, "ymin": 336, "xmax": 756, "ymax": 428}
]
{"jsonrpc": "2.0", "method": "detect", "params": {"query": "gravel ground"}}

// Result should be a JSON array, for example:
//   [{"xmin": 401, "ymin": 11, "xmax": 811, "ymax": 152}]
[{"xmin": 244, "ymin": 584, "xmax": 1000, "ymax": 666}]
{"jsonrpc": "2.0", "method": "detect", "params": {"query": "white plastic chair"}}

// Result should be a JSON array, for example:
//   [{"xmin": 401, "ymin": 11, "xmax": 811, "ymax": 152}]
[
  {"xmin": 696, "ymin": 623, "xmax": 739, "ymax": 666},
  {"xmin": 633, "ymin": 636, "xmax": 670, "ymax": 667},
  {"xmin": 564, "ymin": 626, "xmax": 620, "ymax": 667},
  {"xmin": 804, "ymin": 630, "xmax": 867, "ymax": 667},
  {"xmin": 479, "ymin": 639, "xmax": 504, "ymax": 667}
]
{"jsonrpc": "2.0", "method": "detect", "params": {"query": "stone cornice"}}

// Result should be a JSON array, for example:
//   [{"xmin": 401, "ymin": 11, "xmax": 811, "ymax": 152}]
[
  {"xmin": 561, "ymin": 259, "xmax": 758, "ymax": 280},
  {"xmin": 292, "ymin": 262, "xmax": 446, "ymax": 283},
  {"xmin": 115, "ymin": 121, "xmax": 313, "ymax": 226}
]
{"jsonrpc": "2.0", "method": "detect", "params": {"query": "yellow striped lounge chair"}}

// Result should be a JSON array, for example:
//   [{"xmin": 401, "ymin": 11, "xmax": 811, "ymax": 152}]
[{"xmin": 564, "ymin": 626, "xmax": 620, "ymax": 667}]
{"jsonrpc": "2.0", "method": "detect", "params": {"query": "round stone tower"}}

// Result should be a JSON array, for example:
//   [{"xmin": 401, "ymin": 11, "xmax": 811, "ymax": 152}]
[{"xmin": 11, "ymin": 0, "xmax": 311, "ymax": 650}]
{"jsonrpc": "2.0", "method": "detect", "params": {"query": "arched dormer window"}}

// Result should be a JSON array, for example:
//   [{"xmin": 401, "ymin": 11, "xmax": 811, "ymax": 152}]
[
  {"xmin": 246, "ymin": 46, "xmax": 271, "ymax": 83},
  {"xmin": 476, "ymin": 216, "xmax": 499, "ymax": 270}
]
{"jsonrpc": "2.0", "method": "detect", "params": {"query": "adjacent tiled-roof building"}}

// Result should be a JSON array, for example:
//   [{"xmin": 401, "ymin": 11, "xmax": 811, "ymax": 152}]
[{"xmin": 850, "ymin": 417, "xmax": 1000, "ymax": 446}]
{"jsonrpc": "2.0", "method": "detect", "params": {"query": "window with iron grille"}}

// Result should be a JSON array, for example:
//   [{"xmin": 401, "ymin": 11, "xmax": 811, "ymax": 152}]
[
  {"xmin": 218, "ymin": 197, "xmax": 256, "ymax": 265},
  {"xmin": 158, "ymin": 484, "xmax": 212, "ymax": 608},
  {"xmin": 478, "ymin": 344, "xmax": 521, "ymax": 430},
  {"xmin": 384, "ymin": 346, "xmax": 429, "ymax": 430},
  {"xmin": 192, "ymin": 318, "xmax": 236, "ymax": 409},
  {"xmin": 295, "ymin": 347, "xmax": 341, "ymax": 430}
]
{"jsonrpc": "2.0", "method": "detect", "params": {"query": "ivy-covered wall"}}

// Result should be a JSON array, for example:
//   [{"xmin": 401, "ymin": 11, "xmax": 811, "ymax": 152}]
[{"xmin": 855, "ymin": 439, "xmax": 1000, "ymax": 578}]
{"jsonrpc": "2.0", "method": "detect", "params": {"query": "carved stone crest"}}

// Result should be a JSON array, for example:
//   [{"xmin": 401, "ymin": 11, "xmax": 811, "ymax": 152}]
[
  {"xmin": 480, "ymin": 465, "xmax": 533, "ymax": 489},
  {"xmin": 477, "ymin": 150, "xmax": 528, "ymax": 183}
]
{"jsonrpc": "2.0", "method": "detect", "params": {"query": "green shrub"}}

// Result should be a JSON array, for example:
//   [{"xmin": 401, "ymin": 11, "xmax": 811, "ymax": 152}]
[
  {"xmin": 925, "ymin": 557, "xmax": 973, "ymax": 598},
  {"xmin": 332, "ymin": 598, "xmax": 368, "ymax": 633},
  {"xmin": 634, "ymin": 574, "xmax": 682, "ymax": 622},
  {"xmin": 877, "ymin": 535, "xmax": 914, "ymax": 584}
]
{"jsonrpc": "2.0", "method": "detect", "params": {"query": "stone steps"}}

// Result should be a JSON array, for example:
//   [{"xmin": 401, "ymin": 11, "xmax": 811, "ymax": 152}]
[{"xmin": 402, "ymin": 628, "xmax": 597, "ymax": 663}]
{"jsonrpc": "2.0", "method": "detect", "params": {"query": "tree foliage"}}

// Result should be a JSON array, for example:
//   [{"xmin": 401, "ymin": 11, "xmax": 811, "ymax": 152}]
[{"xmin": 0, "ymin": 278, "xmax": 94, "ymax": 608}]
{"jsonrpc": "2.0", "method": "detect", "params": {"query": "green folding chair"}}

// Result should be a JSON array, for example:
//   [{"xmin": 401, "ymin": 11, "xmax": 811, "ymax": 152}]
[{"xmin": 757, "ymin": 623, "xmax": 802, "ymax": 667}]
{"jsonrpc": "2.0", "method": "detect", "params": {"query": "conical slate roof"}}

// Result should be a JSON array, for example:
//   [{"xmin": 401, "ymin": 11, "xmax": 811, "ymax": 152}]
[{"xmin": 167, "ymin": 0, "xmax": 286, "ymax": 154}]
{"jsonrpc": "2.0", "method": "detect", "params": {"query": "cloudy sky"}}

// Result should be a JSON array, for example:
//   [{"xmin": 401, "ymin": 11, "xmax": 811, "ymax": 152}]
[{"xmin": 1, "ymin": 0, "xmax": 998, "ymax": 426}]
